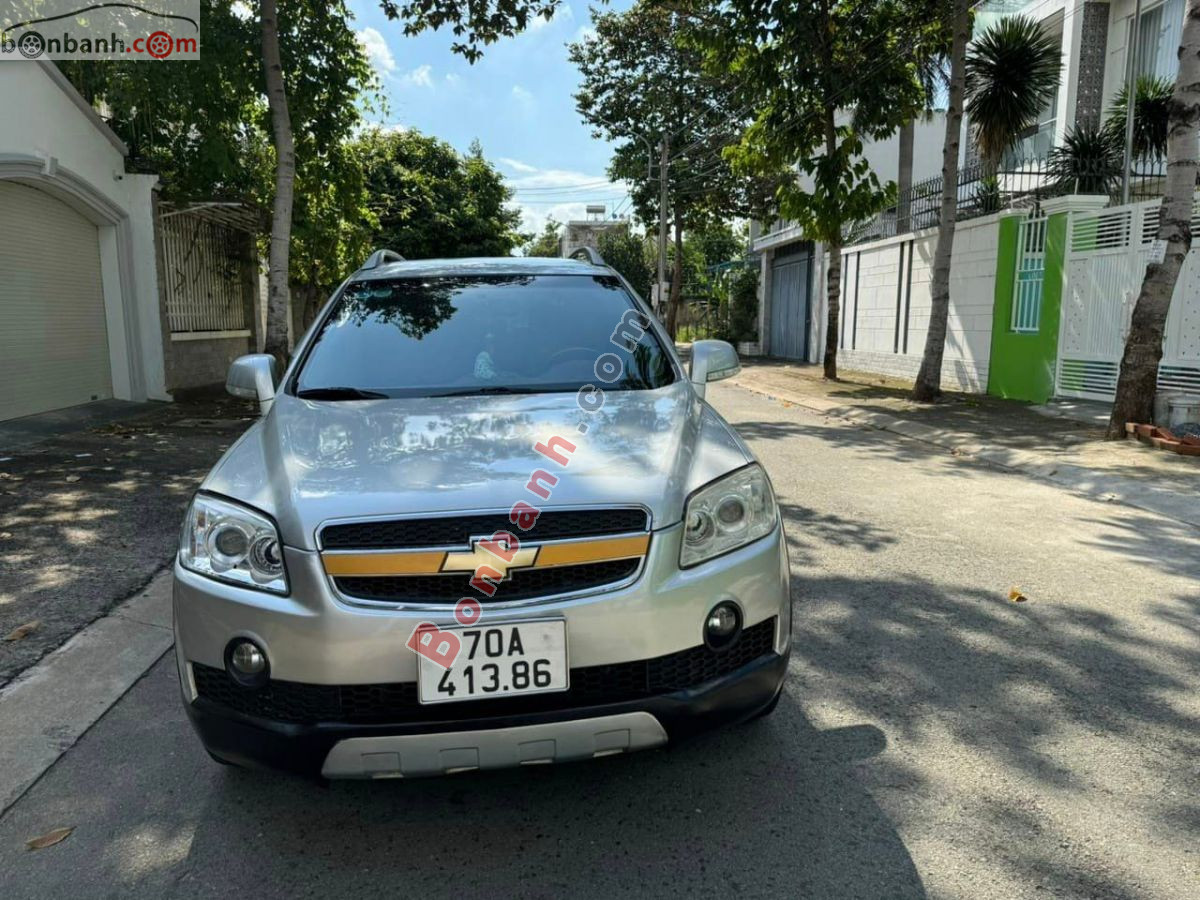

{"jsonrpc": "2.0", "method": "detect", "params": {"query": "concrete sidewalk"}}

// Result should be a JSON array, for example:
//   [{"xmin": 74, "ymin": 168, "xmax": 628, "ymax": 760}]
[{"xmin": 730, "ymin": 359, "xmax": 1198, "ymax": 529}]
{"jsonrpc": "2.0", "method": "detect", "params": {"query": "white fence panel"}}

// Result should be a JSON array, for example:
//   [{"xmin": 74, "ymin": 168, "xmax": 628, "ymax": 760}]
[{"xmin": 1057, "ymin": 195, "xmax": 1200, "ymax": 401}]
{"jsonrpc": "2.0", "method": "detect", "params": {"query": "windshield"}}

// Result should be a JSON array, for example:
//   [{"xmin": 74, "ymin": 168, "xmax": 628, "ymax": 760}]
[{"xmin": 293, "ymin": 274, "xmax": 676, "ymax": 398}]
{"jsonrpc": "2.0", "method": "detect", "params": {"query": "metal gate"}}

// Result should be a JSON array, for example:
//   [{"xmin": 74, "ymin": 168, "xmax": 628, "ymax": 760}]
[
  {"xmin": 1056, "ymin": 195, "xmax": 1200, "ymax": 400},
  {"xmin": 769, "ymin": 245, "xmax": 811, "ymax": 360}
]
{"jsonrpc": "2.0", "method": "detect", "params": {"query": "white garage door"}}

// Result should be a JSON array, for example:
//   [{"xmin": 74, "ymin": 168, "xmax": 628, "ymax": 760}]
[{"xmin": 0, "ymin": 181, "xmax": 112, "ymax": 422}]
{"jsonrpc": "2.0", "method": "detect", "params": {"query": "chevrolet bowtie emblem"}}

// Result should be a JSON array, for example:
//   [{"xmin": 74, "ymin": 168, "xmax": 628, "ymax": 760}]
[{"xmin": 441, "ymin": 539, "xmax": 539, "ymax": 580}]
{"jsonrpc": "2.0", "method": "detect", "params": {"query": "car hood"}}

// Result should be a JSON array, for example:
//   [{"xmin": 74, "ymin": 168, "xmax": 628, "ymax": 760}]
[{"xmin": 203, "ymin": 382, "xmax": 753, "ymax": 550}]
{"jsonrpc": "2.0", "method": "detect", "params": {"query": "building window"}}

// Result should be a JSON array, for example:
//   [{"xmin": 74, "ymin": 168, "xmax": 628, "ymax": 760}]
[
  {"xmin": 1135, "ymin": 0, "xmax": 1185, "ymax": 82},
  {"xmin": 1012, "ymin": 216, "xmax": 1047, "ymax": 333}
]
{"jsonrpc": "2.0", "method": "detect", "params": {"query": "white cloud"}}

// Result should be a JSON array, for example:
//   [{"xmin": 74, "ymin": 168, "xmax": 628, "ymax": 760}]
[
  {"xmin": 402, "ymin": 64, "xmax": 435, "ymax": 88},
  {"xmin": 356, "ymin": 27, "xmax": 395, "ymax": 75},
  {"xmin": 444, "ymin": 73, "xmax": 461, "ymax": 86},
  {"xmin": 502, "ymin": 162, "xmax": 630, "ymax": 238},
  {"xmin": 499, "ymin": 157, "xmax": 539, "ymax": 174},
  {"xmin": 572, "ymin": 24, "xmax": 597, "ymax": 44}
]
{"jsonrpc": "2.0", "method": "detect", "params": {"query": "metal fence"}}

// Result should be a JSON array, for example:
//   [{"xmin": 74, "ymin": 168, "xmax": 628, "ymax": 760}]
[
  {"xmin": 161, "ymin": 211, "xmax": 253, "ymax": 334},
  {"xmin": 847, "ymin": 155, "xmax": 1171, "ymax": 246}
]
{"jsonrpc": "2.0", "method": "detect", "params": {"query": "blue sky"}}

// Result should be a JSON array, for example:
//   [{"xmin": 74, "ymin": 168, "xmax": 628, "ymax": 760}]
[{"xmin": 348, "ymin": 0, "xmax": 635, "ymax": 237}]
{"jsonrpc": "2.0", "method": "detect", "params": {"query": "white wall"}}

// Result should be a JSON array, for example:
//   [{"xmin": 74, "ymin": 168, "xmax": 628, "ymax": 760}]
[
  {"xmin": 793, "ymin": 113, "xmax": 948, "ymax": 198},
  {"xmin": 809, "ymin": 214, "xmax": 1002, "ymax": 392},
  {"xmin": 0, "ymin": 61, "xmax": 167, "ymax": 403}
]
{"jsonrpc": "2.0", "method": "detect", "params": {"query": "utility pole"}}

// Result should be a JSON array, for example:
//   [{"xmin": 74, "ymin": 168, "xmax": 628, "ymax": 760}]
[
  {"xmin": 657, "ymin": 136, "xmax": 669, "ymax": 318},
  {"xmin": 1120, "ymin": 0, "xmax": 1144, "ymax": 205}
]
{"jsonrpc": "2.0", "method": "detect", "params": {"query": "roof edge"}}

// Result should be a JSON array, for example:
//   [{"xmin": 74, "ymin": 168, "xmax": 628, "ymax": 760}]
[{"xmin": 36, "ymin": 60, "xmax": 129, "ymax": 158}]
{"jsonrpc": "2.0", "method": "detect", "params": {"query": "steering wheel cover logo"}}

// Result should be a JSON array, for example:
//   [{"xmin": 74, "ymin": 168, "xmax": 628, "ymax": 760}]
[
  {"xmin": 17, "ymin": 31, "xmax": 45, "ymax": 59},
  {"xmin": 145, "ymin": 30, "xmax": 173, "ymax": 58}
]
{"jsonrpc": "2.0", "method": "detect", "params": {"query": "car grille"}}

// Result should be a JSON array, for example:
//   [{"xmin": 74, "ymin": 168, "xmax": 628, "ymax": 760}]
[
  {"xmin": 191, "ymin": 617, "xmax": 777, "ymax": 725},
  {"xmin": 320, "ymin": 507, "xmax": 650, "ymax": 550},
  {"xmin": 333, "ymin": 558, "xmax": 642, "ymax": 605}
]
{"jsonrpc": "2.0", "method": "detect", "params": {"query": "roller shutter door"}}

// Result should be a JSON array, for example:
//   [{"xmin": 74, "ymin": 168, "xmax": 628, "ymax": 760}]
[{"xmin": 0, "ymin": 181, "xmax": 112, "ymax": 421}]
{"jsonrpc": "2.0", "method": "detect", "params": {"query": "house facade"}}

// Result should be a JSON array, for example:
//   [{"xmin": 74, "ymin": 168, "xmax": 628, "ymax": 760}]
[
  {"xmin": 0, "ymin": 60, "xmax": 167, "ymax": 422},
  {"xmin": 750, "ymin": 0, "xmax": 1198, "ymax": 404},
  {"xmin": 0, "ymin": 61, "xmax": 265, "ymax": 424}
]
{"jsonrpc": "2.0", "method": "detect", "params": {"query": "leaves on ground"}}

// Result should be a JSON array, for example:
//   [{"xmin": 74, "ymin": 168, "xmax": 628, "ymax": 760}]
[
  {"xmin": 3, "ymin": 621, "xmax": 40, "ymax": 642},
  {"xmin": 1009, "ymin": 588, "xmax": 1029, "ymax": 603},
  {"xmin": 25, "ymin": 827, "xmax": 73, "ymax": 851}
]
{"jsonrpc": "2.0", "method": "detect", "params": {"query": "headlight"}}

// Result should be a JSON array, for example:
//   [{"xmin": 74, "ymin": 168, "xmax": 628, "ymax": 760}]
[
  {"xmin": 680, "ymin": 464, "xmax": 777, "ymax": 568},
  {"xmin": 179, "ymin": 494, "xmax": 288, "ymax": 594}
]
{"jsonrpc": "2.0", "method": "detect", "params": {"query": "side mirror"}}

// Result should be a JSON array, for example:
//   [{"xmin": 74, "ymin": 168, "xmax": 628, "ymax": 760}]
[
  {"xmin": 226, "ymin": 354, "xmax": 278, "ymax": 415},
  {"xmin": 689, "ymin": 340, "xmax": 740, "ymax": 400}
]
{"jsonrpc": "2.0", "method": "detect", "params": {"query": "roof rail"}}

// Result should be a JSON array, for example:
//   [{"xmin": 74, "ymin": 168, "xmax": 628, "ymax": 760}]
[
  {"xmin": 359, "ymin": 248, "xmax": 406, "ymax": 270},
  {"xmin": 568, "ymin": 246, "xmax": 606, "ymax": 266}
]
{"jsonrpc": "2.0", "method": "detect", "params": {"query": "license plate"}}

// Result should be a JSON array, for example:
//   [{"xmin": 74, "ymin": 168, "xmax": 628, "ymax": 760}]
[{"xmin": 417, "ymin": 620, "xmax": 568, "ymax": 705}]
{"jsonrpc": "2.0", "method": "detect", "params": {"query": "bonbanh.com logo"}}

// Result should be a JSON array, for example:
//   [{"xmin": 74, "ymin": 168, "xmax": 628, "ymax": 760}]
[{"xmin": 0, "ymin": 1, "xmax": 200, "ymax": 60}]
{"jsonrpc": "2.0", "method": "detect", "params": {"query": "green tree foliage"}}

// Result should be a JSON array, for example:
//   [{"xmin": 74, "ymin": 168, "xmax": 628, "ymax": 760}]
[
  {"xmin": 693, "ymin": 0, "xmax": 925, "ymax": 378},
  {"xmin": 964, "ymin": 15, "xmax": 1061, "ymax": 165},
  {"xmin": 522, "ymin": 219, "xmax": 564, "ymax": 257},
  {"xmin": 379, "ymin": 0, "xmax": 559, "ymax": 62},
  {"xmin": 726, "ymin": 266, "xmax": 760, "ymax": 343},
  {"xmin": 60, "ymin": 0, "xmax": 377, "ymax": 301},
  {"xmin": 597, "ymin": 227, "xmax": 654, "ymax": 301},
  {"xmin": 358, "ymin": 130, "xmax": 523, "ymax": 259},
  {"xmin": 569, "ymin": 2, "xmax": 786, "ymax": 336},
  {"xmin": 688, "ymin": 222, "xmax": 744, "ymax": 273}
]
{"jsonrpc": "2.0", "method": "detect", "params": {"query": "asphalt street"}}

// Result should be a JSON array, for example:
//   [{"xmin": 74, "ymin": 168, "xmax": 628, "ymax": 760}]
[{"xmin": 1, "ymin": 382, "xmax": 1197, "ymax": 899}]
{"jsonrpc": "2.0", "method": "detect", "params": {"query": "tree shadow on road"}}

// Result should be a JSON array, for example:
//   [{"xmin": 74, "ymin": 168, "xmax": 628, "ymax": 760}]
[{"xmin": 0, "ymin": 396, "xmax": 253, "ymax": 687}]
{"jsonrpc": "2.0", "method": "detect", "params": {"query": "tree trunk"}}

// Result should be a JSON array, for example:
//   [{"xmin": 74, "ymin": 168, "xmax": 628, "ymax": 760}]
[
  {"xmin": 822, "ymin": 108, "xmax": 841, "ymax": 380},
  {"xmin": 261, "ymin": 0, "xmax": 295, "ymax": 372},
  {"xmin": 1106, "ymin": 0, "xmax": 1200, "ymax": 437},
  {"xmin": 897, "ymin": 119, "xmax": 914, "ymax": 235},
  {"xmin": 666, "ymin": 218, "xmax": 684, "ymax": 340},
  {"xmin": 911, "ymin": 0, "xmax": 970, "ymax": 403}
]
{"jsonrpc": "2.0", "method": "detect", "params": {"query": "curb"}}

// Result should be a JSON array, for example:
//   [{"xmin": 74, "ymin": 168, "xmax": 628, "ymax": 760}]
[
  {"xmin": 0, "ymin": 569, "xmax": 173, "ymax": 817},
  {"xmin": 731, "ymin": 378, "xmax": 1200, "ymax": 530}
]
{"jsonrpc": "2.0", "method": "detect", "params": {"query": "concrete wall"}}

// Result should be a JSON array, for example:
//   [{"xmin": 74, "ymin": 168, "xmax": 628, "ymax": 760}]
[
  {"xmin": 168, "ymin": 335, "xmax": 254, "ymax": 392},
  {"xmin": 0, "ymin": 61, "xmax": 168, "ymax": 403},
  {"xmin": 808, "ymin": 214, "xmax": 1003, "ymax": 392}
]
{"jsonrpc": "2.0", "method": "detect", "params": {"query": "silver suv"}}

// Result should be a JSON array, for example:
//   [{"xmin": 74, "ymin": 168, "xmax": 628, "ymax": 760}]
[{"xmin": 173, "ymin": 250, "xmax": 791, "ymax": 778}]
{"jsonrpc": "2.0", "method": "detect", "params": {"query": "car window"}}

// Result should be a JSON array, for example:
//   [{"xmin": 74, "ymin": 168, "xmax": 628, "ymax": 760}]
[{"xmin": 293, "ymin": 274, "xmax": 676, "ymax": 398}]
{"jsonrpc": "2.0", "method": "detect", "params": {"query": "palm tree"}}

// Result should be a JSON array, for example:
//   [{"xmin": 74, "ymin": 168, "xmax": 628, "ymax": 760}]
[
  {"xmin": 896, "ymin": 6, "xmax": 953, "ymax": 234},
  {"xmin": 964, "ymin": 15, "xmax": 1061, "ymax": 166},
  {"xmin": 1103, "ymin": 75, "xmax": 1174, "ymax": 160},
  {"xmin": 911, "ymin": 11, "xmax": 1061, "ymax": 402},
  {"xmin": 1046, "ymin": 125, "xmax": 1122, "ymax": 195}
]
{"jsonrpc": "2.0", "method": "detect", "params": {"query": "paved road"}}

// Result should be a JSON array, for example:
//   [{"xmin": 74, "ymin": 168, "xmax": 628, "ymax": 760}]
[{"xmin": 2, "ymin": 383, "xmax": 1197, "ymax": 899}]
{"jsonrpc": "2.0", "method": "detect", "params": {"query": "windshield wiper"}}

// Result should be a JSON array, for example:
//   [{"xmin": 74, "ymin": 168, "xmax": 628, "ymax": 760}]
[
  {"xmin": 296, "ymin": 386, "xmax": 389, "ymax": 400},
  {"xmin": 437, "ymin": 386, "xmax": 546, "ymax": 397}
]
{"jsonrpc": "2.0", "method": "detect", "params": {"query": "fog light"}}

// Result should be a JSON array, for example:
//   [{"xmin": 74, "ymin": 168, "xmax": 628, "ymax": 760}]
[
  {"xmin": 225, "ymin": 638, "xmax": 268, "ymax": 687},
  {"xmin": 704, "ymin": 602, "xmax": 741, "ymax": 650}
]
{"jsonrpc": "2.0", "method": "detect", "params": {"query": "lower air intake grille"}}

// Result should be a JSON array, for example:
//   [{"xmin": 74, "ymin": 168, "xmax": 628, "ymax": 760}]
[{"xmin": 192, "ymin": 617, "xmax": 777, "ymax": 725}]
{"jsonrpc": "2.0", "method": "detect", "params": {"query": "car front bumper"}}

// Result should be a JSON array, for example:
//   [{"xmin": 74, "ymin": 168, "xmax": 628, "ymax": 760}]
[
  {"xmin": 173, "ymin": 521, "xmax": 792, "ymax": 777},
  {"xmin": 187, "ymin": 650, "xmax": 788, "ymax": 778}
]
